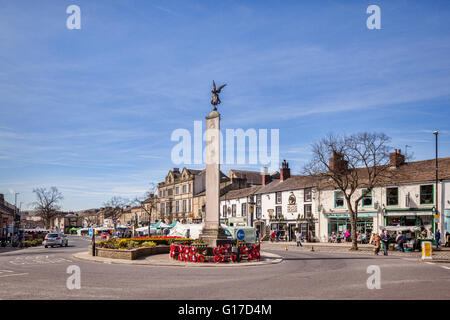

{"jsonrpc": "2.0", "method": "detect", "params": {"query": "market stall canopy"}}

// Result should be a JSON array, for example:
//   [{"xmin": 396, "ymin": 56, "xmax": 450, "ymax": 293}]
[
  {"xmin": 153, "ymin": 222, "xmax": 170, "ymax": 229},
  {"xmin": 379, "ymin": 226, "xmax": 421, "ymax": 232},
  {"xmin": 69, "ymin": 227, "xmax": 78, "ymax": 231},
  {"xmin": 169, "ymin": 221, "xmax": 178, "ymax": 228}
]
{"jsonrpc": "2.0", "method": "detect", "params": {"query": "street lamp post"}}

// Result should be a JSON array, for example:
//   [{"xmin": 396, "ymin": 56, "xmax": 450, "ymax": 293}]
[
  {"xmin": 433, "ymin": 131, "xmax": 439, "ymax": 233},
  {"xmin": 11, "ymin": 193, "xmax": 19, "ymax": 244}
]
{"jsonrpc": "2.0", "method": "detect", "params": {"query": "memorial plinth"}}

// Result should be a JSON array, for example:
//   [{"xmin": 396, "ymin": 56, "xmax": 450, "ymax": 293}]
[{"xmin": 200, "ymin": 110, "xmax": 229, "ymax": 247}]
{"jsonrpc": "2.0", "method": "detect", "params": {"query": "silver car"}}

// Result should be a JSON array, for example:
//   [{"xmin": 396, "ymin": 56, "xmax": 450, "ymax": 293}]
[{"xmin": 44, "ymin": 233, "xmax": 68, "ymax": 248}]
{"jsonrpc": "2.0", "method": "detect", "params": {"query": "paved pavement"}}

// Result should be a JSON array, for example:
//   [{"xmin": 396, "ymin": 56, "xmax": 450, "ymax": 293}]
[
  {"xmin": 1, "ymin": 235, "xmax": 449, "ymax": 299},
  {"xmin": 261, "ymin": 241, "xmax": 450, "ymax": 261}
]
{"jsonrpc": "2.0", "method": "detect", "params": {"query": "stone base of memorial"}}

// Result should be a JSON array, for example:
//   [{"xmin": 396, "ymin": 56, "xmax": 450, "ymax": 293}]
[{"xmin": 91, "ymin": 245, "xmax": 170, "ymax": 260}]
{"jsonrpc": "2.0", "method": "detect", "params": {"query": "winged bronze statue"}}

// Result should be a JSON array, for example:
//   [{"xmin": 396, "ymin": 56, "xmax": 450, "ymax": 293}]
[{"xmin": 211, "ymin": 80, "xmax": 226, "ymax": 110}]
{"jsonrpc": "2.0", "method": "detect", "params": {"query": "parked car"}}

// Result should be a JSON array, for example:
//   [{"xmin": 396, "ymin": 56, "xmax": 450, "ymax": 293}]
[{"xmin": 43, "ymin": 233, "xmax": 68, "ymax": 248}]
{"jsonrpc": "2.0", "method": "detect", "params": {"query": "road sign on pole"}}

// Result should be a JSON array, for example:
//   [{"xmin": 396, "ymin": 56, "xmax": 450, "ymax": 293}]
[
  {"xmin": 89, "ymin": 228, "xmax": 93, "ymax": 238},
  {"xmin": 236, "ymin": 229, "xmax": 245, "ymax": 241}
]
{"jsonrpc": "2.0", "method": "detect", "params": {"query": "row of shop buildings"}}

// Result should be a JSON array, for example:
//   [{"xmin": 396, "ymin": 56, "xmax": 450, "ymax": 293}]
[
  {"xmin": 154, "ymin": 150, "xmax": 450, "ymax": 243},
  {"xmin": 0, "ymin": 194, "xmax": 19, "ymax": 241}
]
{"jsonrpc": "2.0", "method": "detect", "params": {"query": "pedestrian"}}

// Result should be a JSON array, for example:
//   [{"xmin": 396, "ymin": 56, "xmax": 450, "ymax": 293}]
[
  {"xmin": 370, "ymin": 233, "xmax": 381, "ymax": 255},
  {"xmin": 435, "ymin": 229, "xmax": 441, "ymax": 249},
  {"xmin": 344, "ymin": 230, "xmax": 350, "ymax": 242},
  {"xmin": 270, "ymin": 231, "xmax": 275, "ymax": 243},
  {"xmin": 396, "ymin": 233, "xmax": 405, "ymax": 252},
  {"xmin": 381, "ymin": 230, "xmax": 390, "ymax": 256},
  {"xmin": 295, "ymin": 230, "xmax": 303, "ymax": 247}
]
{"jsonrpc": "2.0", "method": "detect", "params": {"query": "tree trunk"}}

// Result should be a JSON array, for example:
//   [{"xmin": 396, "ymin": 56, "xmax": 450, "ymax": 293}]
[{"xmin": 346, "ymin": 198, "xmax": 358, "ymax": 250}]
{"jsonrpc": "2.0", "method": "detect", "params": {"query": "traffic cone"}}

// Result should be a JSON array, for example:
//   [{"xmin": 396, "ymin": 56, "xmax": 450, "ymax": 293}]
[
  {"xmin": 285, "ymin": 246, "xmax": 288, "ymax": 251},
  {"xmin": 310, "ymin": 246, "xmax": 315, "ymax": 252}
]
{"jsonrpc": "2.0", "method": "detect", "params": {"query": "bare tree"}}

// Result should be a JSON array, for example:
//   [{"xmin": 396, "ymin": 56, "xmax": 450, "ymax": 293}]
[
  {"xmin": 80, "ymin": 209, "xmax": 100, "ymax": 227},
  {"xmin": 304, "ymin": 132, "xmax": 395, "ymax": 250},
  {"xmin": 103, "ymin": 196, "xmax": 130, "ymax": 230},
  {"xmin": 131, "ymin": 183, "xmax": 158, "ymax": 235},
  {"xmin": 32, "ymin": 187, "xmax": 64, "ymax": 229}
]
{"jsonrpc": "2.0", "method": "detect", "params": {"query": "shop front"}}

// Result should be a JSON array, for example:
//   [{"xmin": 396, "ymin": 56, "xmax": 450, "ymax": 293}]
[
  {"xmin": 383, "ymin": 208, "xmax": 436, "ymax": 239},
  {"xmin": 326, "ymin": 212, "xmax": 376, "ymax": 239}
]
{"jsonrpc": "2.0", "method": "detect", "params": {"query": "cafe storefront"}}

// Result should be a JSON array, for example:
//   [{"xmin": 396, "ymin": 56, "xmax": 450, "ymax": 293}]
[{"xmin": 326, "ymin": 212, "xmax": 377, "ymax": 237}]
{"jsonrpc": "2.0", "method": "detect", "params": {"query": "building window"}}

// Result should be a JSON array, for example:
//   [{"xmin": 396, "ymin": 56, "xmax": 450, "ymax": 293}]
[
  {"xmin": 275, "ymin": 206, "xmax": 282, "ymax": 219},
  {"xmin": 189, "ymin": 184, "xmax": 191, "ymax": 193},
  {"xmin": 161, "ymin": 203, "xmax": 165, "ymax": 214},
  {"xmin": 232, "ymin": 204, "xmax": 236, "ymax": 217},
  {"xmin": 159, "ymin": 190, "xmax": 163, "ymax": 197},
  {"xmin": 183, "ymin": 200, "xmax": 187, "ymax": 213},
  {"xmin": 304, "ymin": 204, "xmax": 312, "ymax": 218},
  {"xmin": 386, "ymin": 187, "xmax": 398, "ymax": 206},
  {"xmin": 183, "ymin": 185, "xmax": 187, "ymax": 194},
  {"xmin": 176, "ymin": 200, "xmax": 179, "ymax": 213},
  {"xmin": 242, "ymin": 203, "xmax": 247, "ymax": 217},
  {"xmin": 420, "ymin": 185, "xmax": 434, "ymax": 204},
  {"xmin": 334, "ymin": 191, "xmax": 344, "ymax": 208},
  {"xmin": 176, "ymin": 187, "xmax": 179, "ymax": 195},
  {"xmin": 276, "ymin": 192, "xmax": 282, "ymax": 204},
  {"xmin": 304, "ymin": 188, "xmax": 312, "ymax": 202},
  {"xmin": 168, "ymin": 189, "xmax": 173, "ymax": 196},
  {"xmin": 362, "ymin": 189, "xmax": 373, "ymax": 207},
  {"xmin": 256, "ymin": 207, "xmax": 261, "ymax": 219},
  {"xmin": 223, "ymin": 205, "xmax": 227, "ymax": 218},
  {"xmin": 256, "ymin": 194, "xmax": 261, "ymax": 206}
]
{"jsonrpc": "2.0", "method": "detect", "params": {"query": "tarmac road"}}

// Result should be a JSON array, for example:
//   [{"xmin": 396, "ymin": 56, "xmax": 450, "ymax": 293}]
[{"xmin": 0, "ymin": 236, "xmax": 449, "ymax": 300}]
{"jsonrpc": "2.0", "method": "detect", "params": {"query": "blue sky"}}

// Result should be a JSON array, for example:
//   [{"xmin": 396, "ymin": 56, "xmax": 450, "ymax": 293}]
[{"xmin": 1, "ymin": 0, "xmax": 450, "ymax": 211}]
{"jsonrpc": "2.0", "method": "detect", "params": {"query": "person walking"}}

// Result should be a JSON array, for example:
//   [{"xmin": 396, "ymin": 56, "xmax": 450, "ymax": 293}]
[
  {"xmin": 295, "ymin": 230, "xmax": 303, "ymax": 247},
  {"xmin": 435, "ymin": 229, "xmax": 441, "ymax": 249},
  {"xmin": 370, "ymin": 233, "xmax": 381, "ymax": 255},
  {"xmin": 381, "ymin": 230, "xmax": 390, "ymax": 256},
  {"xmin": 270, "ymin": 231, "xmax": 275, "ymax": 243},
  {"xmin": 396, "ymin": 233, "xmax": 405, "ymax": 252}
]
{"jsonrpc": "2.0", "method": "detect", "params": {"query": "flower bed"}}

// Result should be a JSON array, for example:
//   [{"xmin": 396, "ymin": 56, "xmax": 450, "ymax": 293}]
[
  {"xmin": 96, "ymin": 237, "xmax": 194, "ymax": 250},
  {"xmin": 169, "ymin": 243, "xmax": 261, "ymax": 263},
  {"xmin": 94, "ymin": 245, "xmax": 170, "ymax": 260}
]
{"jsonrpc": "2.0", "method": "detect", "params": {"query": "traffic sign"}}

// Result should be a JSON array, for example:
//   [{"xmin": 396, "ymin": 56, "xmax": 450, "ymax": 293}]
[
  {"xmin": 236, "ymin": 229, "xmax": 245, "ymax": 241},
  {"xmin": 89, "ymin": 228, "xmax": 93, "ymax": 238}
]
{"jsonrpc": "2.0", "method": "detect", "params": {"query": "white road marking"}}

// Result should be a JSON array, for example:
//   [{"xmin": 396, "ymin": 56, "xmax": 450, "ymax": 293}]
[
  {"xmin": 441, "ymin": 266, "xmax": 450, "ymax": 270},
  {"xmin": 425, "ymin": 262, "xmax": 435, "ymax": 265},
  {"xmin": 0, "ymin": 273, "xmax": 28, "ymax": 278}
]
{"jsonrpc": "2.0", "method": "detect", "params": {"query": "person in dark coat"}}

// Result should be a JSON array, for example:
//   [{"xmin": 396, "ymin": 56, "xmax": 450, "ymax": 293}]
[
  {"xmin": 435, "ymin": 230, "xmax": 441, "ymax": 249},
  {"xmin": 380, "ymin": 230, "xmax": 390, "ymax": 256}
]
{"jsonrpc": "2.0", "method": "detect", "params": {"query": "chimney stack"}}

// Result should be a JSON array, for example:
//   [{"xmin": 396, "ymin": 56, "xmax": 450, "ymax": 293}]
[
  {"xmin": 329, "ymin": 151, "xmax": 348, "ymax": 173},
  {"xmin": 280, "ymin": 160, "xmax": 291, "ymax": 181},
  {"xmin": 173, "ymin": 168, "xmax": 180, "ymax": 173},
  {"xmin": 0, "ymin": 193, "xmax": 4, "ymax": 204},
  {"xmin": 261, "ymin": 167, "xmax": 272, "ymax": 185},
  {"xmin": 390, "ymin": 149, "xmax": 405, "ymax": 167}
]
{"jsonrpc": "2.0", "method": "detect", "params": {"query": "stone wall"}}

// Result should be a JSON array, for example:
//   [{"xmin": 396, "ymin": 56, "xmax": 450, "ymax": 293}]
[{"xmin": 94, "ymin": 245, "xmax": 170, "ymax": 260}]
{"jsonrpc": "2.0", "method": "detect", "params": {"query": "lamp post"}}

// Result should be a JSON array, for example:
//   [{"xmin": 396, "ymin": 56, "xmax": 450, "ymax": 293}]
[
  {"xmin": 433, "ymin": 131, "xmax": 439, "ymax": 232},
  {"xmin": 11, "ymin": 193, "xmax": 19, "ymax": 244}
]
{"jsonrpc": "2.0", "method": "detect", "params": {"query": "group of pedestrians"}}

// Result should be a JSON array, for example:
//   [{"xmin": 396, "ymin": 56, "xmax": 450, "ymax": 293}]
[{"xmin": 369, "ymin": 230, "xmax": 391, "ymax": 255}]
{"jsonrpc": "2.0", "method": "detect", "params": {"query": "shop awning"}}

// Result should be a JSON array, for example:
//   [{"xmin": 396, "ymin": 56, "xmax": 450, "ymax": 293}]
[
  {"xmin": 384, "ymin": 211, "xmax": 434, "ymax": 217},
  {"xmin": 325, "ymin": 211, "xmax": 377, "ymax": 218}
]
